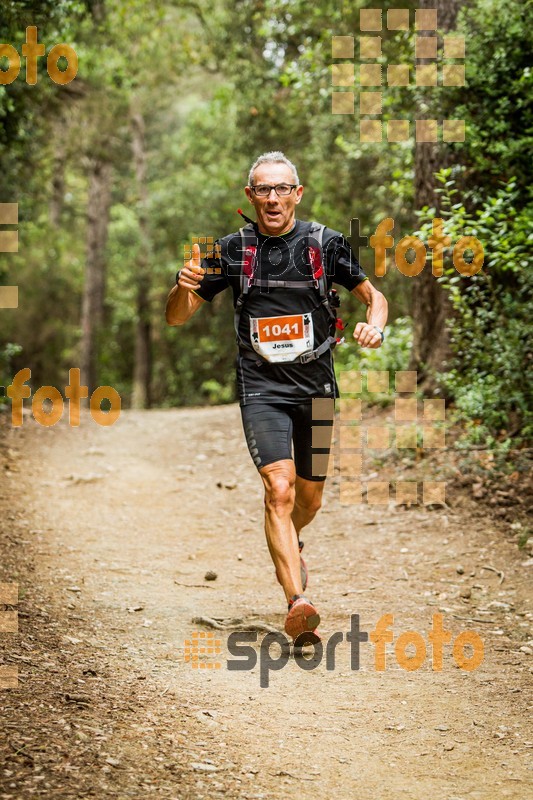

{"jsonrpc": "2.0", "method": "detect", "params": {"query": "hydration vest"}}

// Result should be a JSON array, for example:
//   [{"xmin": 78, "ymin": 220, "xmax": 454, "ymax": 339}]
[{"xmin": 234, "ymin": 221, "xmax": 344, "ymax": 366}]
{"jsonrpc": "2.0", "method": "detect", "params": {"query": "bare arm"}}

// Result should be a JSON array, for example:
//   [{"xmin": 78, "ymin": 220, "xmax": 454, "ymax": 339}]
[
  {"xmin": 350, "ymin": 279, "xmax": 388, "ymax": 348},
  {"xmin": 165, "ymin": 283, "xmax": 205, "ymax": 326},
  {"xmin": 165, "ymin": 243, "xmax": 206, "ymax": 326}
]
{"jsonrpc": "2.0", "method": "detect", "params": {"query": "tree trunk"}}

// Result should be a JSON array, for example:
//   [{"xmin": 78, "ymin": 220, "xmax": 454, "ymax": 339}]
[
  {"xmin": 130, "ymin": 104, "xmax": 152, "ymax": 409},
  {"xmin": 410, "ymin": 0, "xmax": 462, "ymax": 393},
  {"xmin": 80, "ymin": 158, "xmax": 112, "ymax": 393}
]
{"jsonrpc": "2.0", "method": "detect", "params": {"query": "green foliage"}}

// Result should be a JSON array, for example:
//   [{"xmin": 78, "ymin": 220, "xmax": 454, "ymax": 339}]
[
  {"xmin": 0, "ymin": 341, "xmax": 23, "ymax": 381},
  {"xmin": 517, "ymin": 528, "xmax": 532, "ymax": 550},
  {"xmin": 0, "ymin": 342, "xmax": 23, "ymax": 409},
  {"xmin": 415, "ymin": 172, "xmax": 532, "ymax": 448},
  {"xmin": 335, "ymin": 316, "xmax": 413, "ymax": 405},
  {"xmin": 200, "ymin": 378, "xmax": 234, "ymax": 405},
  {"xmin": 0, "ymin": 0, "xmax": 530, "ymax": 434},
  {"xmin": 0, "ymin": 0, "xmax": 87, "ymax": 199},
  {"xmin": 453, "ymin": 0, "xmax": 533, "ymax": 205}
]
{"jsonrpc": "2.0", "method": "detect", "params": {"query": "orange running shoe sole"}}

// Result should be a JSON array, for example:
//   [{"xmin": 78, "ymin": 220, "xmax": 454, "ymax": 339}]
[{"xmin": 284, "ymin": 598, "xmax": 320, "ymax": 641}]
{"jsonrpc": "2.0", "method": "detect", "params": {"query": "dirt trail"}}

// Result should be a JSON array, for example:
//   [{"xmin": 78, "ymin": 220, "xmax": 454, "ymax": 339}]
[{"xmin": 1, "ymin": 405, "xmax": 532, "ymax": 799}]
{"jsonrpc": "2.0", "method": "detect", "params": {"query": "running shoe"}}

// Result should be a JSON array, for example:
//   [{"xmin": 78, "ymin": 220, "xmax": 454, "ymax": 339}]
[{"xmin": 284, "ymin": 595, "xmax": 321, "ymax": 642}]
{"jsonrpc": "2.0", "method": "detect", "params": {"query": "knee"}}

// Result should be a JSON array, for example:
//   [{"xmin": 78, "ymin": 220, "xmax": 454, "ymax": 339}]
[{"xmin": 264, "ymin": 475, "xmax": 295, "ymax": 513}]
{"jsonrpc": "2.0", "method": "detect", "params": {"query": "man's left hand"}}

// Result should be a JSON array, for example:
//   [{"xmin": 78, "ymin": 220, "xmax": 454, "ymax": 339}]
[{"xmin": 353, "ymin": 323, "xmax": 383, "ymax": 348}]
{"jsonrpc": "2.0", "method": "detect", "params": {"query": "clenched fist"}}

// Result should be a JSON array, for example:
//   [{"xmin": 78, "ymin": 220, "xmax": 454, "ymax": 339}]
[{"xmin": 353, "ymin": 322, "xmax": 383, "ymax": 349}]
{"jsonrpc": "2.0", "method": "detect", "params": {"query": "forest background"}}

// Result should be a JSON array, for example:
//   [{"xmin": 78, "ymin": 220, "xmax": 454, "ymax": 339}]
[{"xmin": 0, "ymin": 0, "xmax": 531, "ymax": 457}]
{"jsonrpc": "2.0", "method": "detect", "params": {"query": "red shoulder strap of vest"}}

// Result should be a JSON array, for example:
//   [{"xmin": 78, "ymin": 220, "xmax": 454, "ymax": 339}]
[
  {"xmin": 308, "ymin": 245, "xmax": 323, "ymax": 280},
  {"xmin": 243, "ymin": 245, "xmax": 256, "ymax": 279}
]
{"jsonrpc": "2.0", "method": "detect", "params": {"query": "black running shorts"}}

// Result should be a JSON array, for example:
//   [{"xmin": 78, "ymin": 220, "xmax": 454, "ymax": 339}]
[{"xmin": 240, "ymin": 402, "xmax": 334, "ymax": 481}]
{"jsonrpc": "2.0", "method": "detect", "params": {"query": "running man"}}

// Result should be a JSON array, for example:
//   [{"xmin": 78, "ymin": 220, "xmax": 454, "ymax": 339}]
[{"xmin": 166, "ymin": 151, "xmax": 388, "ymax": 645}]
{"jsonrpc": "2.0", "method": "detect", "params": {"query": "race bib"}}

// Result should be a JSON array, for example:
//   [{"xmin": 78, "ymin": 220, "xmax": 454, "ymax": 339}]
[{"xmin": 250, "ymin": 313, "xmax": 313, "ymax": 363}]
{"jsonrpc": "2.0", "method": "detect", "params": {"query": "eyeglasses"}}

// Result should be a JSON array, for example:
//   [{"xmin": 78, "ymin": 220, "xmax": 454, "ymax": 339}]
[{"xmin": 249, "ymin": 183, "xmax": 297, "ymax": 197}]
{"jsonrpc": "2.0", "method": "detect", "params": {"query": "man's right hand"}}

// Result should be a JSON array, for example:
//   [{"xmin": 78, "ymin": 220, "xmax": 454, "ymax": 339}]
[{"xmin": 178, "ymin": 243, "xmax": 205, "ymax": 291}]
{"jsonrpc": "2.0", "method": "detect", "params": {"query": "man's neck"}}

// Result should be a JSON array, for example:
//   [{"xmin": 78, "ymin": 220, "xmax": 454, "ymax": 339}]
[{"xmin": 258, "ymin": 219, "xmax": 297, "ymax": 237}]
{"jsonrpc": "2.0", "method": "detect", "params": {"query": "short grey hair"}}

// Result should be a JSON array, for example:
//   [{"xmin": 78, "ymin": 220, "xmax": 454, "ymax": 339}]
[{"xmin": 248, "ymin": 151, "xmax": 299, "ymax": 186}]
